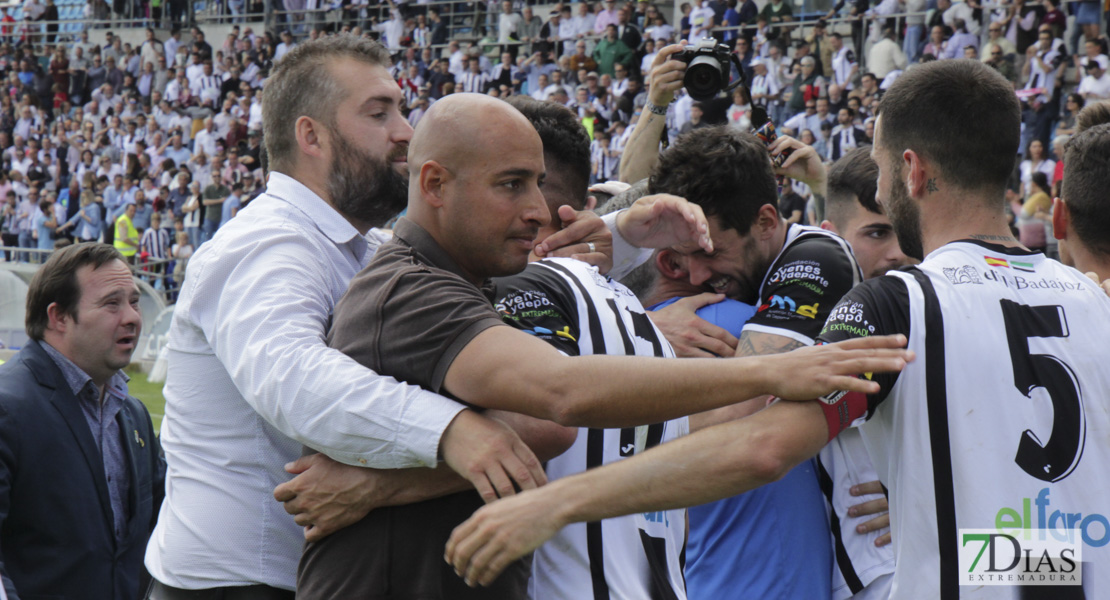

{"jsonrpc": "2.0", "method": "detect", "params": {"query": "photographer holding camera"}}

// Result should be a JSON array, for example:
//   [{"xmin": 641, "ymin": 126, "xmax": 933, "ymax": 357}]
[{"xmin": 620, "ymin": 39, "xmax": 745, "ymax": 183}]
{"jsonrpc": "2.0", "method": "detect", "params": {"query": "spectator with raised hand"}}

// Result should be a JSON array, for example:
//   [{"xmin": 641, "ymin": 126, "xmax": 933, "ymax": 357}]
[{"xmin": 370, "ymin": 0, "xmax": 405, "ymax": 51}]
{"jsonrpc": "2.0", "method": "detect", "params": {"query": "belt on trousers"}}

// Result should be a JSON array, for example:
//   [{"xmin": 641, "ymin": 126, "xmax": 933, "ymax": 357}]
[{"xmin": 146, "ymin": 580, "xmax": 296, "ymax": 600}]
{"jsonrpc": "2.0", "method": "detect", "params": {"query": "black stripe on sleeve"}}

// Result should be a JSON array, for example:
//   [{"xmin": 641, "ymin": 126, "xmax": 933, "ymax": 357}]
[
  {"xmin": 909, "ymin": 268, "xmax": 958, "ymax": 600},
  {"xmin": 816, "ymin": 456, "xmax": 865, "ymax": 594}
]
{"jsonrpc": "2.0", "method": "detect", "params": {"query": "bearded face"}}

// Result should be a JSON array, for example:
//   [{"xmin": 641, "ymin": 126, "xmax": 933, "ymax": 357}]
[{"xmin": 326, "ymin": 124, "xmax": 409, "ymax": 228}]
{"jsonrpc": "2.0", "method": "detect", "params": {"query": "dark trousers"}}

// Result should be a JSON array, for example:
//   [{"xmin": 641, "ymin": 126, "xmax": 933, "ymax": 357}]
[
  {"xmin": 146, "ymin": 580, "xmax": 295, "ymax": 600},
  {"xmin": 297, "ymin": 488, "xmax": 530, "ymax": 599},
  {"xmin": 1, "ymin": 232, "xmax": 18, "ymax": 261}
]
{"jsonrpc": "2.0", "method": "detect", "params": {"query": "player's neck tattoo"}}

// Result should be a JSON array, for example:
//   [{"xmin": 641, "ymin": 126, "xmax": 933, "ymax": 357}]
[
  {"xmin": 969, "ymin": 234, "xmax": 1018, "ymax": 242},
  {"xmin": 926, "ymin": 178, "xmax": 939, "ymax": 193}
]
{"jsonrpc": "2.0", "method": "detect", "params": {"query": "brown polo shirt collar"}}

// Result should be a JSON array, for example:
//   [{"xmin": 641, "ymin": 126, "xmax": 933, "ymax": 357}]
[{"xmin": 391, "ymin": 218, "xmax": 496, "ymax": 295}]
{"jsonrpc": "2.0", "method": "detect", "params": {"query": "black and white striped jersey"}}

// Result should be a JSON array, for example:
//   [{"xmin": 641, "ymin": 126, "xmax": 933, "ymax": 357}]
[
  {"xmin": 819, "ymin": 240, "xmax": 1110, "ymax": 598},
  {"xmin": 743, "ymin": 224, "xmax": 896, "ymax": 598},
  {"xmin": 493, "ymin": 257, "xmax": 688, "ymax": 600}
]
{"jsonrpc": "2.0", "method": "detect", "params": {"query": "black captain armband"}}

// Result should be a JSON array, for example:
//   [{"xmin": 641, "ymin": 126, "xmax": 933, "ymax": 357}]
[{"xmin": 817, "ymin": 387, "xmax": 868, "ymax": 442}]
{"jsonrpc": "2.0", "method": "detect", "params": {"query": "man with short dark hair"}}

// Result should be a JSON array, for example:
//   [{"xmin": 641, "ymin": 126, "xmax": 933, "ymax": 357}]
[
  {"xmin": 821, "ymin": 146, "xmax": 913, "ymax": 281},
  {"xmin": 1077, "ymin": 57, "xmax": 1110, "ymax": 100},
  {"xmin": 829, "ymin": 32, "xmax": 857, "ymax": 92},
  {"xmin": 593, "ymin": 24, "xmax": 634, "ymax": 77},
  {"xmin": 0, "ymin": 243, "xmax": 163, "ymax": 600},
  {"xmin": 827, "ymin": 107, "xmax": 868, "ymax": 161},
  {"xmin": 1054, "ymin": 122, "xmax": 1110, "ymax": 281},
  {"xmin": 199, "ymin": 166, "xmax": 227, "ymax": 243}
]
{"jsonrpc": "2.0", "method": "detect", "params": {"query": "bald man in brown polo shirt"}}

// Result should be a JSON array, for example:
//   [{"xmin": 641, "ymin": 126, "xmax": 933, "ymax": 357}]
[{"xmin": 297, "ymin": 93, "xmax": 912, "ymax": 599}]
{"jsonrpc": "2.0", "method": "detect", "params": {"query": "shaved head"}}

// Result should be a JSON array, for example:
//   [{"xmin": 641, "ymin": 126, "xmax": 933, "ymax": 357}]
[
  {"xmin": 409, "ymin": 93, "xmax": 541, "ymax": 182},
  {"xmin": 407, "ymin": 93, "xmax": 548, "ymax": 282}
]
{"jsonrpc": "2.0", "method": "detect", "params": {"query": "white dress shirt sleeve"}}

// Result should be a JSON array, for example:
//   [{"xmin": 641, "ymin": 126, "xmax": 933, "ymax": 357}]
[
  {"xmin": 177, "ymin": 228, "xmax": 465, "ymax": 468},
  {"xmin": 603, "ymin": 209, "xmax": 654, "ymax": 281}
]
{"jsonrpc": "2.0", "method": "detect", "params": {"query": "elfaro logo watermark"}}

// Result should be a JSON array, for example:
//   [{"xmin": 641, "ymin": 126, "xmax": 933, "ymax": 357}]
[{"xmin": 959, "ymin": 529, "xmax": 1082, "ymax": 586}]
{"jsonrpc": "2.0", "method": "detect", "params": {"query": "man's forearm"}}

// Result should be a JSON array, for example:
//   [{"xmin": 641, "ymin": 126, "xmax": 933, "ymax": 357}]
[
  {"xmin": 375, "ymin": 465, "xmax": 472, "ymax": 507},
  {"xmin": 448, "ymin": 328, "xmax": 776, "ymax": 428},
  {"xmin": 487, "ymin": 409, "xmax": 576, "ymax": 462},
  {"xmin": 449, "ymin": 326, "xmax": 908, "ymax": 429},
  {"xmin": 550, "ymin": 400, "xmax": 827, "ymax": 523},
  {"xmin": 690, "ymin": 330, "xmax": 805, "ymax": 431},
  {"xmin": 619, "ymin": 106, "xmax": 666, "ymax": 183},
  {"xmin": 316, "ymin": 410, "xmax": 573, "ymax": 511}
]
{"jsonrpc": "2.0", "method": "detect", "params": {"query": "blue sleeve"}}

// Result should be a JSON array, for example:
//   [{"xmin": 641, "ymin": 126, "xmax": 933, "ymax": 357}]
[
  {"xmin": 696, "ymin": 299, "xmax": 757, "ymax": 339},
  {"xmin": 649, "ymin": 296, "xmax": 757, "ymax": 341}
]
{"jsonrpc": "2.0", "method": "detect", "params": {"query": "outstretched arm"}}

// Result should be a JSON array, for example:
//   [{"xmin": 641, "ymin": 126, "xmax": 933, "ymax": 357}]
[
  {"xmin": 446, "ymin": 399, "xmax": 831, "ymax": 586},
  {"xmin": 443, "ymin": 329, "xmax": 910, "ymax": 427}
]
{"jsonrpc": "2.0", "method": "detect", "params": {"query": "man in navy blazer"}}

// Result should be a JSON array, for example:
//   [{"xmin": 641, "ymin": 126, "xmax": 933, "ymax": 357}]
[
  {"xmin": 827, "ymin": 106, "xmax": 871, "ymax": 162},
  {"xmin": 0, "ymin": 243, "xmax": 164, "ymax": 600}
]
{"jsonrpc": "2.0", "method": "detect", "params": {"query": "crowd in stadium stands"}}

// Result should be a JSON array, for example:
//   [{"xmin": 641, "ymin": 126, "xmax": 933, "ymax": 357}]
[{"xmin": 0, "ymin": 0, "xmax": 1106, "ymax": 282}]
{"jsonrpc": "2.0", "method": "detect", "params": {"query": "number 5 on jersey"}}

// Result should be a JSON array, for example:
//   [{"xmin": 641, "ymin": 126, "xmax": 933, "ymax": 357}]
[{"xmin": 999, "ymin": 300, "xmax": 1085, "ymax": 483}]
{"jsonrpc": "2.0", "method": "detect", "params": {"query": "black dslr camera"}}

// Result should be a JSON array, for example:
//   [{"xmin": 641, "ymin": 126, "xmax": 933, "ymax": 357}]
[{"xmin": 673, "ymin": 37, "xmax": 746, "ymax": 101}]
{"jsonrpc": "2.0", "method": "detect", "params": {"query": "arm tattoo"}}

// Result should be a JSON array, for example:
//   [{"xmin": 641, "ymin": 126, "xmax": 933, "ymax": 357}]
[{"xmin": 735, "ymin": 330, "xmax": 806, "ymax": 358}]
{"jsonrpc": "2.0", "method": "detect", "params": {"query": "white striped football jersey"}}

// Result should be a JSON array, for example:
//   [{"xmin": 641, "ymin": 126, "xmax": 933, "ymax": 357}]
[
  {"xmin": 820, "ymin": 240, "xmax": 1110, "ymax": 599},
  {"xmin": 493, "ymin": 257, "xmax": 689, "ymax": 600}
]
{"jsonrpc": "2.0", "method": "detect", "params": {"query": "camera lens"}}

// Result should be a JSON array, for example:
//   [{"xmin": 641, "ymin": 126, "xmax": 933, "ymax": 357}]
[{"xmin": 684, "ymin": 56, "xmax": 723, "ymax": 101}]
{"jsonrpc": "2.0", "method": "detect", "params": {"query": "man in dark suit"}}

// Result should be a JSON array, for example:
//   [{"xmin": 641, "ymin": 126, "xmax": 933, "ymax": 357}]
[
  {"xmin": 828, "ymin": 106, "xmax": 870, "ymax": 161},
  {"xmin": 0, "ymin": 243, "xmax": 164, "ymax": 600},
  {"xmin": 616, "ymin": 6, "xmax": 642, "ymax": 52}
]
